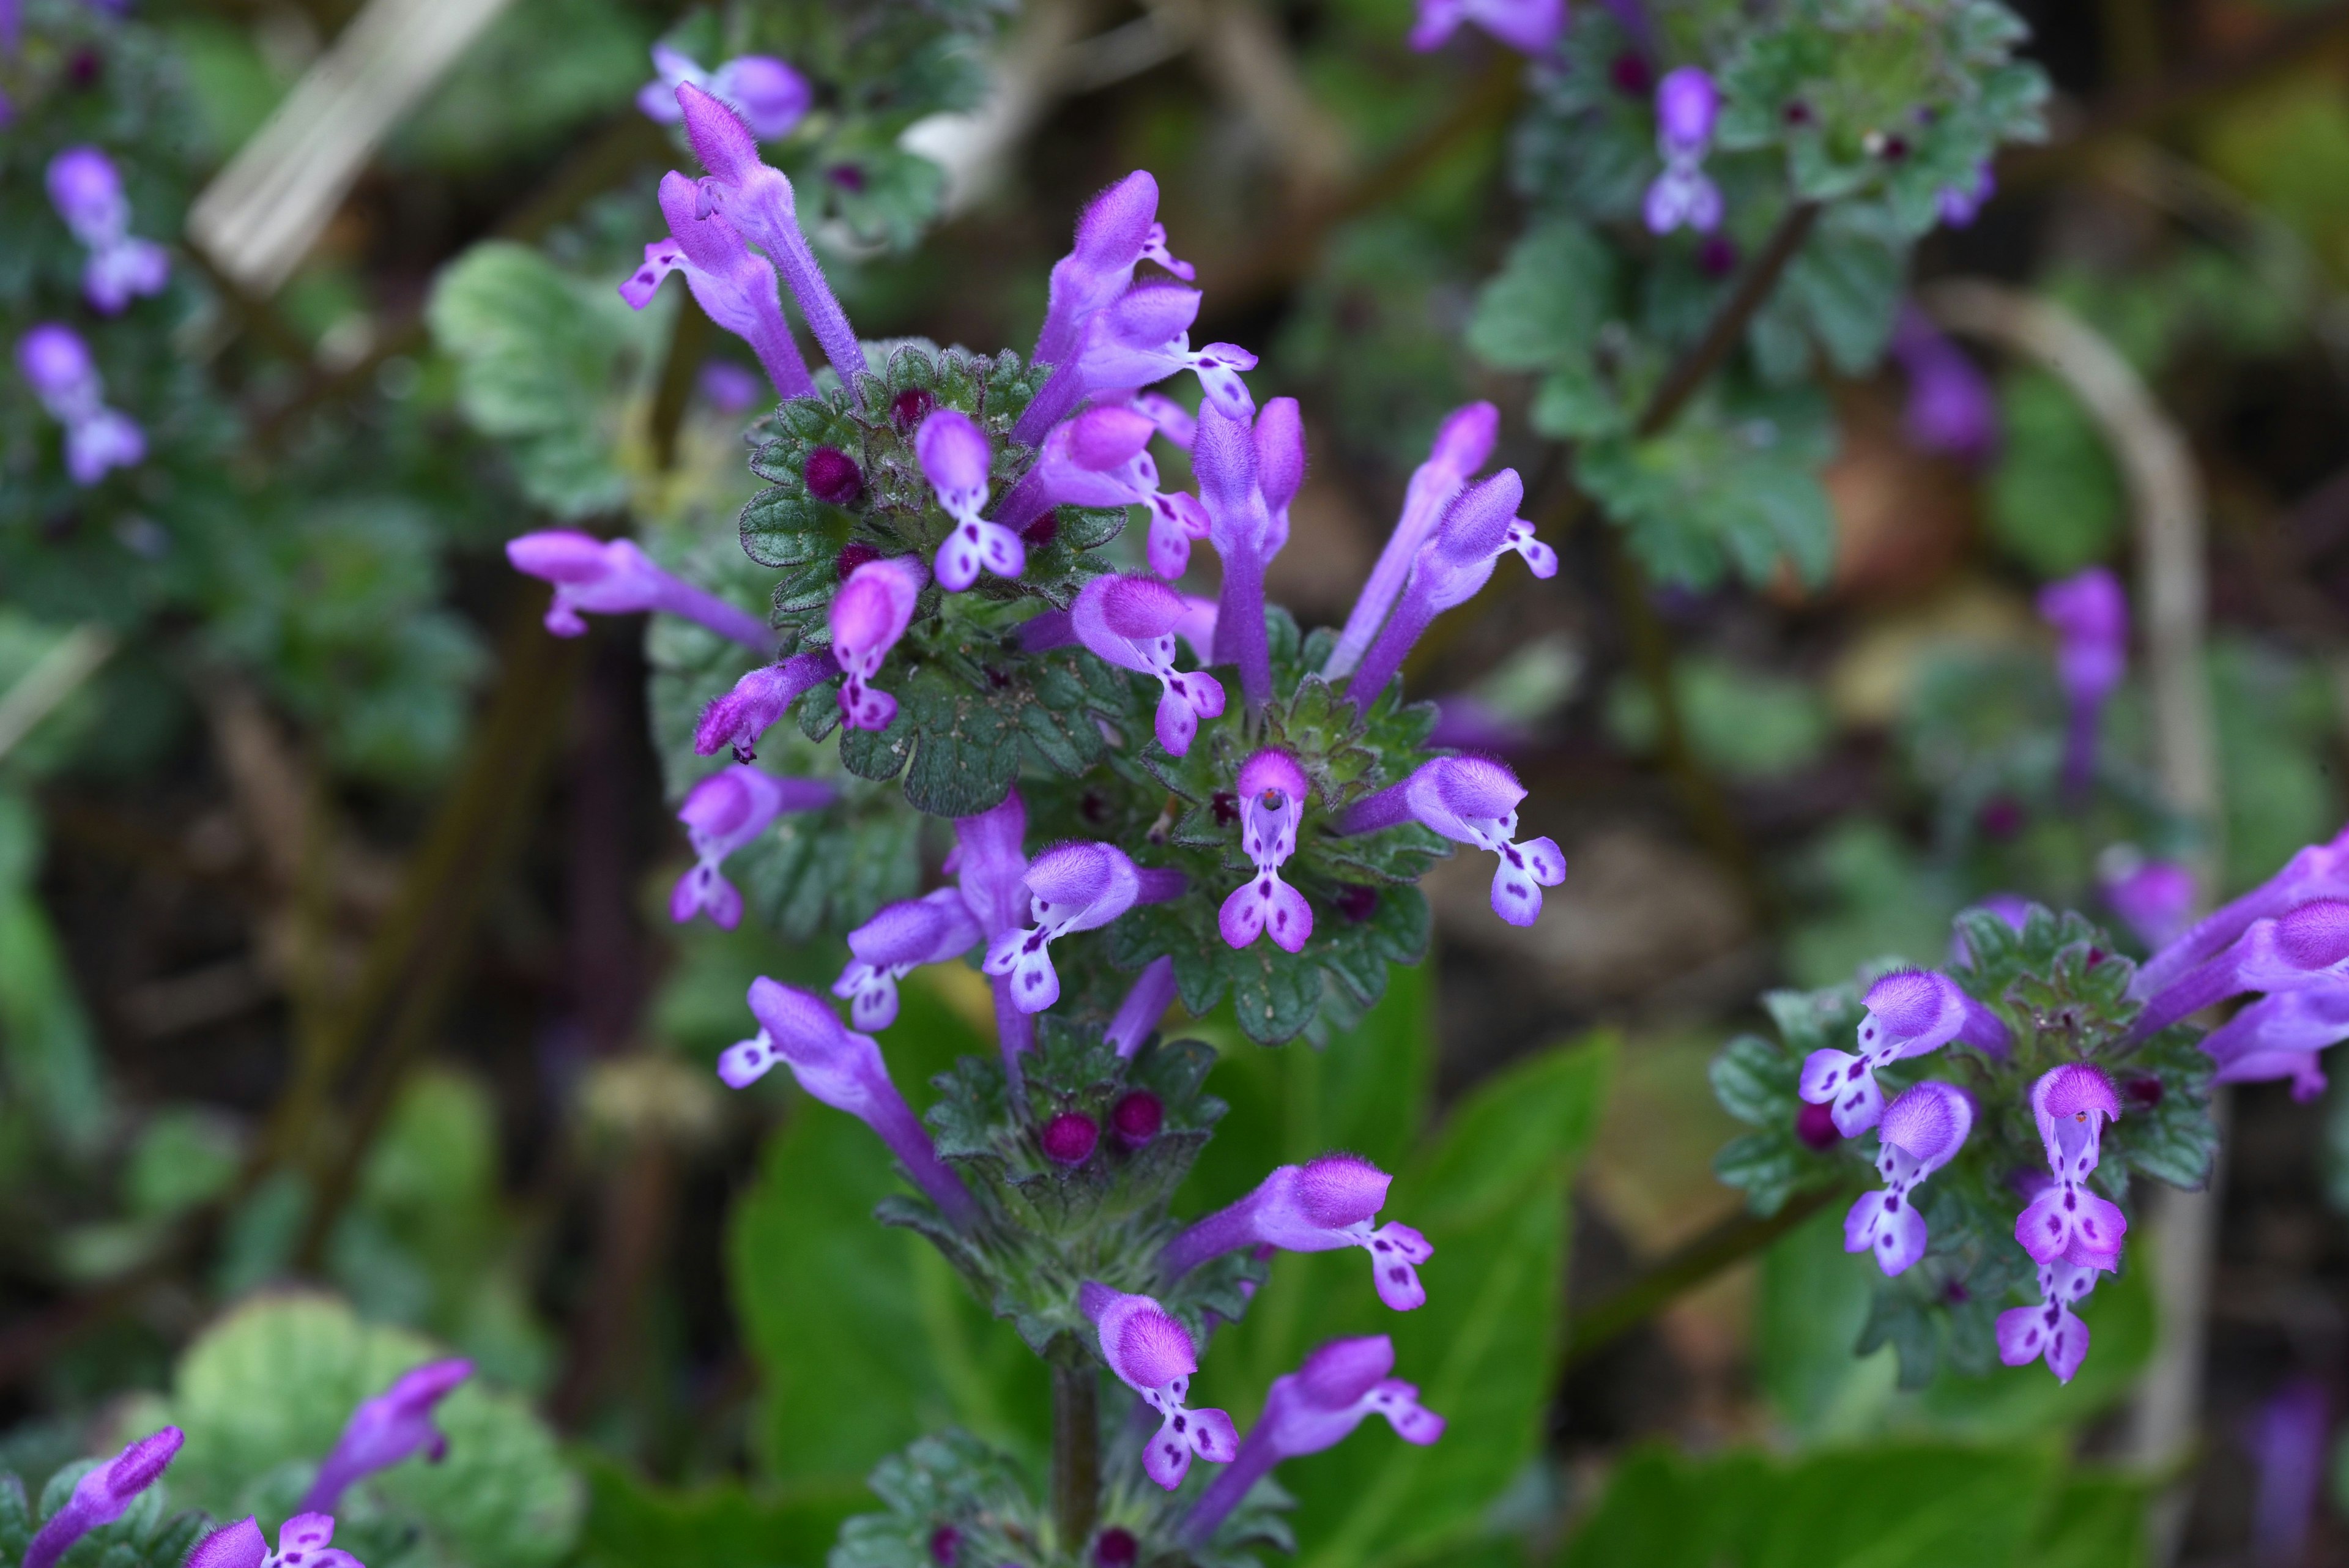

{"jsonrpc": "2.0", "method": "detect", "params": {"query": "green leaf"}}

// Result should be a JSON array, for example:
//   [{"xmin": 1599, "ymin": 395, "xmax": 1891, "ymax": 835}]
[
  {"xmin": 1464, "ymin": 221, "xmax": 1617, "ymax": 373},
  {"xmin": 1743, "ymin": 1444, "xmax": 2055, "ymax": 1568},
  {"xmin": 1559, "ymin": 1447, "xmax": 1768, "ymax": 1568},
  {"xmin": 577, "ymin": 1451, "xmax": 855, "ymax": 1568},
  {"xmin": 1983, "ymin": 370, "xmax": 2124, "ymax": 578},
  {"xmin": 2021, "ymin": 1473, "xmax": 2147, "ymax": 1568}
]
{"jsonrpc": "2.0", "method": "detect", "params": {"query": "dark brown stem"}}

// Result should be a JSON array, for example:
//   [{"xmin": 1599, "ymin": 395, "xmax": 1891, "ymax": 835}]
[
  {"xmin": 649, "ymin": 302, "xmax": 714, "ymax": 471},
  {"xmin": 1636, "ymin": 201, "xmax": 1820, "ymax": 440},
  {"xmin": 1562, "ymin": 1183, "xmax": 1847, "ymax": 1370},
  {"xmin": 1051, "ymin": 1355, "xmax": 1101, "ymax": 1553}
]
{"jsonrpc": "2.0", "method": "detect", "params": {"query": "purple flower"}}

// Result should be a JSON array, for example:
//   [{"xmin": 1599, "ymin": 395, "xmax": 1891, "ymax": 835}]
[
  {"xmin": 1406, "ymin": 0, "xmax": 1564, "ymax": 56},
  {"xmin": 2101, "ymin": 855, "xmax": 2195, "ymax": 950},
  {"xmin": 505, "ymin": 530, "xmax": 773, "ymax": 649},
  {"xmin": 2128, "ymin": 897, "xmax": 2349, "ymax": 1043},
  {"xmin": 1105, "ymin": 955, "xmax": 1178, "ymax": 1058},
  {"xmin": 2134, "ymin": 827, "xmax": 2349, "ymax": 1001},
  {"xmin": 1164, "ymin": 1153, "xmax": 1433, "ymax": 1309},
  {"xmin": 1938, "ymin": 163, "xmax": 1996, "ymax": 228},
  {"xmin": 185, "ymin": 1513, "xmax": 361, "ymax": 1568},
  {"xmin": 671, "ymin": 765, "xmax": 836, "ymax": 928},
  {"xmin": 16, "ymin": 324, "xmax": 144, "ymax": 485},
  {"xmin": 984, "ymin": 841, "xmax": 1181, "ymax": 1014},
  {"xmin": 1798, "ymin": 969, "xmax": 2011, "ymax": 1138},
  {"xmin": 1950, "ymin": 894, "xmax": 2033, "ymax": 965},
  {"xmin": 677, "ymin": 83, "xmax": 864, "ymax": 398},
  {"xmin": 1889, "ymin": 305, "xmax": 1997, "ymax": 465},
  {"xmin": 1219, "ymin": 750, "xmax": 1312, "ymax": 954},
  {"xmin": 1032, "ymin": 171, "xmax": 1193, "ymax": 373},
  {"xmin": 301, "ymin": 1359, "xmax": 471, "ymax": 1514},
  {"xmin": 1336, "ymin": 756, "xmax": 1565, "ymax": 927},
  {"xmin": 1644, "ymin": 69, "xmax": 1723, "ymax": 235},
  {"xmin": 915, "ymin": 410, "xmax": 1025, "ymax": 592},
  {"xmin": 831, "ymin": 554, "xmax": 926, "ymax": 729},
  {"xmin": 721, "ymin": 978, "xmax": 978, "ymax": 1223},
  {"xmin": 693, "ymin": 652, "xmax": 833, "ymax": 762},
  {"xmin": 1072, "ymin": 575, "xmax": 1226, "ymax": 755},
  {"xmin": 1076, "ymin": 1284, "xmax": 1239, "ymax": 1490},
  {"xmin": 621, "ymin": 171, "xmax": 814, "ymax": 401},
  {"xmin": 2200, "ymin": 986, "xmax": 2349, "ymax": 1101},
  {"xmin": 2016, "ymin": 1063, "xmax": 2127, "ymax": 1271},
  {"xmin": 1343, "ymin": 468, "xmax": 1553, "ymax": 708},
  {"xmin": 639, "ymin": 43, "xmax": 811, "ymax": 140},
  {"xmin": 1016, "ymin": 283, "xmax": 1256, "ymax": 448},
  {"xmin": 22, "ymin": 1428, "xmax": 184, "ymax": 1568},
  {"xmin": 2246, "ymin": 1380, "xmax": 2329, "ymax": 1567},
  {"xmin": 1843, "ymin": 1081, "xmax": 1972, "ymax": 1276},
  {"xmin": 1195, "ymin": 404, "xmax": 1280, "ymax": 710},
  {"xmin": 1255, "ymin": 395, "xmax": 1305, "ymax": 556},
  {"xmin": 1327, "ymin": 401, "xmax": 1499, "ymax": 680},
  {"xmin": 1181, "ymin": 1336, "xmax": 1441, "ymax": 1547},
  {"xmin": 952, "ymin": 790, "xmax": 1038, "ymax": 1071},
  {"xmin": 1129, "ymin": 390, "xmax": 1197, "ymax": 448},
  {"xmin": 832, "ymin": 887, "xmax": 982, "ymax": 1031},
  {"xmin": 1034, "ymin": 407, "xmax": 1209, "ymax": 578},
  {"xmin": 2038, "ymin": 567, "xmax": 2127, "ymax": 798},
  {"xmin": 1997, "ymin": 1258, "xmax": 2099, "ymax": 1383},
  {"xmin": 46, "ymin": 147, "xmax": 168, "ymax": 314}
]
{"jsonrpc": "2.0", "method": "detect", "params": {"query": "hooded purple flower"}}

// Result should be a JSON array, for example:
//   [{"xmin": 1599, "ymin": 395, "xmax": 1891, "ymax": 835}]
[
  {"xmin": 2016, "ymin": 1063, "xmax": 2127, "ymax": 1271},
  {"xmin": 1033, "ymin": 406, "xmax": 1210, "ymax": 578},
  {"xmin": 2128, "ymin": 897, "xmax": 2349, "ymax": 1043},
  {"xmin": 1327, "ymin": 401, "xmax": 1498, "ymax": 680},
  {"xmin": 1018, "ymin": 283, "xmax": 1256, "ymax": 447},
  {"xmin": 1193, "ymin": 403, "xmax": 1281, "ymax": 710},
  {"xmin": 1844, "ymin": 1081, "xmax": 1972, "ymax": 1276},
  {"xmin": 1406, "ymin": 0, "xmax": 1563, "ymax": 56},
  {"xmin": 1997, "ymin": 1258, "xmax": 2100, "ymax": 1383},
  {"xmin": 1938, "ymin": 163, "xmax": 1996, "ymax": 228},
  {"xmin": 832, "ymin": 886, "xmax": 982, "ymax": 1031},
  {"xmin": 17, "ymin": 324, "xmax": 144, "ymax": 485},
  {"xmin": 1128, "ymin": 390, "xmax": 1196, "ymax": 448},
  {"xmin": 1798, "ymin": 969, "xmax": 2011, "ymax": 1137},
  {"xmin": 2134, "ymin": 827, "xmax": 2349, "ymax": 1001},
  {"xmin": 694, "ymin": 652, "xmax": 833, "ymax": 762},
  {"xmin": 984, "ymin": 841, "xmax": 1180, "ymax": 1014},
  {"xmin": 721, "ymin": 978, "xmax": 978, "ymax": 1223},
  {"xmin": 1337, "ymin": 755, "xmax": 1565, "ymax": 926},
  {"xmin": 1164, "ymin": 1153, "xmax": 1432, "ymax": 1310},
  {"xmin": 1105, "ymin": 955, "xmax": 1178, "ymax": 1058},
  {"xmin": 1077, "ymin": 1284, "xmax": 1239, "ymax": 1490},
  {"xmin": 622, "ymin": 171, "xmax": 814, "ymax": 401},
  {"xmin": 671, "ymin": 765, "xmax": 836, "ymax": 928},
  {"xmin": 1220, "ymin": 750, "xmax": 1312, "ymax": 954},
  {"xmin": 1254, "ymin": 396, "xmax": 1306, "ymax": 557},
  {"xmin": 185, "ymin": 1514, "xmax": 361, "ymax": 1568},
  {"xmin": 1890, "ymin": 305, "xmax": 1997, "ymax": 465},
  {"xmin": 22, "ymin": 1428, "xmax": 184, "ymax": 1568},
  {"xmin": 46, "ymin": 147, "xmax": 168, "ymax": 314},
  {"xmin": 506, "ymin": 531, "xmax": 773, "ymax": 649},
  {"xmin": 677, "ymin": 83, "xmax": 864, "ymax": 398},
  {"xmin": 1343, "ymin": 469, "xmax": 1553, "ymax": 708},
  {"xmin": 1644, "ymin": 69, "xmax": 1722, "ymax": 235},
  {"xmin": 639, "ymin": 43, "xmax": 810, "ymax": 140},
  {"xmin": 2101, "ymin": 855, "xmax": 2195, "ymax": 950},
  {"xmin": 1072, "ymin": 575, "xmax": 1227, "ymax": 756},
  {"xmin": 915, "ymin": 410, "xmax": 1025, "ymax": 592},
  {"xmin": 1031, "ymin": 171, "xmax": 1193, "ymax": 374},
  {"xmin": 1181, "ymin": 1336, "xmax": 1441, "ymax": 1547},
  {"xmin": 2200, "ymin": 986, "xmax": 2349, "ymax": 1101},
  {"xmin": 301, "ymin": 1359, "xmax": 471, "ymax": 1514},
  {"xmin": 2038, "ymin": 567, "xmax": 2126, "ymax": 797},
  {"xmin": 831, "ymin": 554, "xmax": 926, "ymax": 729},
  {"xmin": 952, "ymin": 791, "xmax": 1039, "ymax": 1071}
]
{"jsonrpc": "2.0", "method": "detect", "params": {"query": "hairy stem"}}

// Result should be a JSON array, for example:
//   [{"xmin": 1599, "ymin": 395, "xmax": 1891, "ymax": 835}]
[{"xmin": 1051, "ymin": 1356, "xmax": 1100, "ymax": 1552}]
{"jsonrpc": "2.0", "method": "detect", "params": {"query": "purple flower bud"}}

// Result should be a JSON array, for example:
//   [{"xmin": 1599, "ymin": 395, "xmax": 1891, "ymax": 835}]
[
  {"xmin": 837, "ymin": 541, "xmax": 881, "ymax": 579},
  {"xmin": 2135, "ymin": 827, "xmax": 2349, "ymax": 1000},
  {"xmin": 16, "ymin": 324, "xmax": 144, "ymax": 486},
  {"xmin": 1093, "ymin": 1527, "xmax": 1140, "ymax": 1568},
  {"xmin": 1843, "ymin": 1081, "xmax": 1972, "ymax": 1276},
  {"xmin": 1076, "ymin": 1284, "xmax": 1239, "ymax": 1490},
  {"xmin": 1254, "ymin": 396, "xmax": 1306, "ymax": 553},
  {"xmin": 1194, "ymin": 404, "xmax": 1278, "ymax": 709},
  {"xmin": 984, "ymin": 841, "xmax": 1179, "ymax": 1014},
  {"xmin": 1343, "ymin": 470, "xmax": 1550, "ymax": 708},
  {"xmin": 677, "ymin": 83, "xmax": 863, "ymax": 400},
  {"xmin": 1655, "ymin": 67, "xmax": 1718, "ymax": 150},
  {"xmin": 187, "ymin": 1514, "xmax": 361, "ymax": 1568},
  {"xmin": 1937, "ymin": 163, "xmax": 1996, "ymax": 228},
  {"xmin": 670, "ymin": 765, "xmax": 836, "ymax": 928},
  {"xmin": 185, "ymin": 1517, "xmax": 269, "ymax": 1568},
  {"xmin": 891, "ymin": 387, "xmax": 936, "ymax": 433},
  {"xmin": 506, "ymin": 530, "xmax": 773, "ymax": 648},
  {"xmin": 1015, "ymin": 283, "xmax": 1256, "ymax": 448},
  {"xmin": 1072, "ymin": 575, "xmax": 1227, "ymax": 755},
  {"xmin": 1219, "ymin": 750, "xmax": 1312, "ymax": 954},
  {"xmin": 1111, "ymin": 1090, "xmax": 1163, "ymax": 1146},
  {"xmin": 2200, "ymin": 986, "xmax": 2349, "ymax": 1100},
  {"xmin": 1181, "ymin": 1336, "xmax": 1442, "ymax": 1547},
  {"xmin": 2016, "ymin": 1063, "xmax": 2127, "ymax": 1271},
  {"xmin": 1041, "ymin": 1111, "xmax": 1099, "ymax": 1165},
  {"xmin": 1337, "ymin": 756, "xmax": 1565, "ymax": 927},
  {"xmin": 2101, "ymin": 855, "xmax": 2195, "ymax": 950},
  {"xmin": 693, "ymin": 652, "xmax": 832, "ymax": 762},
  {"xmin": 1795, "ymin": 1098, "xmax": 1840, "ymax": 1150},
  {"xmin": 639, "ymin": 44, "xmax": 811, "ymax": 139},
  {"xmin": 831, "ymin": 886, "xmax": 983, "ymax": 1031},
  {"xmin": 1406, "ymin": 0, "xmax": 1563, "ymax": 56},
  {"xmin": 722, "ymin": 978, "xmax": 978, "ymax": 1223},
  {"xmin": 2039, "ymin": 566, "xmax": 2127, "ymax": 797},
  {"xmin": 1328, "ymin": 402, "xmax": 1499, "ymax": 680},
  {"xmin": 1166, "ymin": 1152, "xmax": 1433, "ymax": 1310},
  {"xmin": 1033, "ymin": 172, "xmax": 1191, "ymax": 371},
  {"xmin": 805, "ymin": 445, "xmax": 864, "ymax": 505},
  {"xmin": 621, "ymin": 171, "xmax": 814, "ymax": 401},
  {"xmin": 1889, "ymin": 305, "xmax": 1997, "ymax": 465},
  {"xmin": 2129, "ymin": 897, "xmax": 2349, "ymax": 1043},
  {"xmin": 927, "ymin": 1525, "xmax": 960, "ymax": 1567},
  {"xmin": 913, "ymin": 409, "xmax": 1023, "ymax": 592},
  {"xmin": 302, "ymin": 1359, "xmax": 471, "ymax": 1514},
  {"xmin": 1644, "ymin": 69, "xmax": 1722, "ymax": 235},
  {"xmin": 831, "ymin": 554, "xmax": 926, "ymax": 729},
  {"xmin": 1028, "ymin": 408, "xmax": 1211, "ymax": 578},
  {"xmin": 23, "ymin": 1428, "xmax": 184, "ymax": 1568},
  {"xmin": 1105, "ymin": 955, "xmax": 1178, "ymax": 1059},
  {"xmin": 1797, "ymin": 968, "xmax": 2011, "ymax": 1137},
  {"xmin": 1997, "ymin": 1258, "xmax": 2099, "ymax": 1383},
  {"xmin": 46, "ymin": 146, "xmax": 168, "ymax": 314}
]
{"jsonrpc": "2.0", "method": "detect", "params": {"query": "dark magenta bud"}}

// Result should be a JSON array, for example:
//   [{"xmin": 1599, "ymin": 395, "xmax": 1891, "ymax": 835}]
[
  {"xmin": 806, "ymin": 446, "xmax": 865, "ymax": 507},
  {"xmin": 1094, "ymin": 1528, "xmax": 1139, "ymax": 1568},
  {"xmin": 1110, "ymin": 1092, "xmax": 1163, "ymax": 1148},
  {"xmin": 1977, "ymin": 795, "xmax": 2025, "ymax": 840},
  {"xmin": 1697, "ymin": 235, "xmax": 1740, "ymax": 278},
  {"xmin": 2124, "ymin": 1075, "xmax": 2164, "ymax": 1108},
  {"xmin": 1210, "ymin": 790, "xmax": 1239, "ymax": 826},
  {"xmin": 1781, "ymin": 100, "xmax": 1814, "ymax": 128},
  {"xmin": 827, "ymin": 163, "xmax": 868, "ymax": 193},
  {"xmin": 1042, "ymin": 1111, "xmax": 1099, "ymax": 1166},
  {"xmin": 891, "ymin": 387, "xmax": 937, "ymax": 433},
  {"xmin": 1795, "ymin": 1098, "xmax": 1841, "ymax": 1150},
  {"xmin": 1335, "ymin": 884, "xmax": 1379, "ymax": 924},
  {"xmin": 836, "ymin": 541, "xmax": 881, "ymax": 580},
  {"xmin": 1023, "ymin": 507, "xmax": 1060, "ymax": 547},
  {"xmin": 1608, "ymin": 53, "xmax": 1652, "ymax": 98},
  {"xmin": 929, "ymin": 1525, "xmax": 960, "ymax": 1566}
]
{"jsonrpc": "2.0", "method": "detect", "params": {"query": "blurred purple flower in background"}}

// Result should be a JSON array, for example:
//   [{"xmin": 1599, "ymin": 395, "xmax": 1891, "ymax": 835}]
[
  {"xmin": 1890, "ymin": 305, "xmax": 1997, "ymax": 464},
  {"xmin": 639, "ymin": 43, "xmax": 809, "ymax": 140},
  {"xmin": 2099, "ymin": 852, "xmax": 2196, "ymax": 949},
  {"xmin": 1938, "ymin": 162, "xmax": 1997, "ymax": 227},
  {"xmin": 302, "ymin": 1359, "xmax": 472, "ymax": 1512},
  {"xmin": 1407, "ymin": 0, "xmax": 1564, "ymax": 57},
  {"xmin": 47, "ymin": 146, "xmax": 169, "ymax": 313},
  {"xmin": 2038, "ymin": 566, "xmax": 2127, "ymax": 799},
  {"xmin": 2245, "ymin": 1379, "xmax": 2329, "ymax": 1567},
  {"xmin": 1644, "ymin": 68, "xmax": 1722, "ymax": 234},
  {"xmin": 16, "ymin": 324, "xmax": 145, "ymax": 485},
  {"xmin": 699, "ymin": 359, "xmax": 763, "ymax": 412}
]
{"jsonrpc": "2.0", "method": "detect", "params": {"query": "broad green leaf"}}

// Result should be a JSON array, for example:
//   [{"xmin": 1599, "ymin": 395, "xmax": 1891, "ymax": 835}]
[
  {"xmin": 1984, "ymin": 370, "xmax": 2123, "ymax": 579},
  {"xmin": 0, "ymin": 875, "xmax": 104, "ymax": 1154},
  {"xmin": 1559, "ymin": 1447, "xmax": 1768, "ymax": 1568},
  {"xmin": 1745, "ymin": 1444, "xmax": 2055, "ymax": 1568},
  {"xmin": 1465, "ymin": 221, "xmax": 1616, "ymax": 373},
  {"xmin": 2021, "ymin": 1473, "xmax": 2147, "ymax": 1568},
  {"xmin": 576, "ymin": 1451, "xmax": 855, "ymax": 1568},
  {"xmin": 1756, "ymin": 1204, "xmax": 1898, "ymax": 1441}
]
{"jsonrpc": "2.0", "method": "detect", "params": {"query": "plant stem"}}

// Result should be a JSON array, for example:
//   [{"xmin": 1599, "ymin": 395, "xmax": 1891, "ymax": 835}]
[
  {"xmin": 1636, "ymin": 201, "xmax": 1819, "ymax": 440},
  {"xmin": 1051, "ymin": 1355, "xmax": 1100, "ymax": 1553}
]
